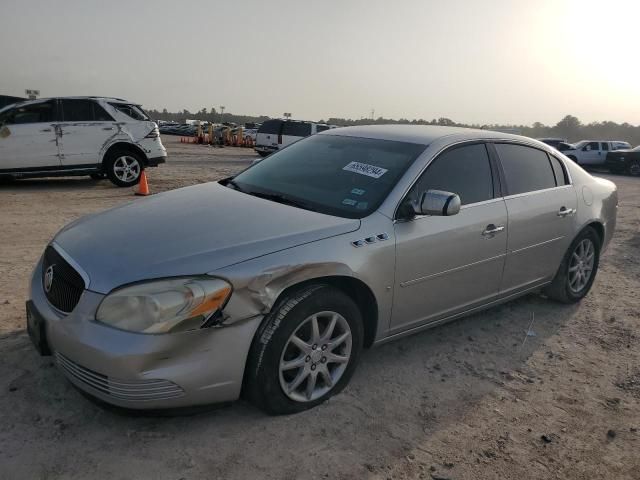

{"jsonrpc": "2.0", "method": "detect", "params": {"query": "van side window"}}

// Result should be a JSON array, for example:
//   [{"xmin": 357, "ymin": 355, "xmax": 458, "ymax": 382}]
[
  {"xmin": 1, "ymin": 101, "xmax": 55, "ymax": 125},
  {"xmin": 282, "ymin": 122, "xmax": 311, "ymax": 137},
  {"xmin": 61, "ymin": 99, "xmax": 96, "ymax": 122},
  {"xmin": 495, "ymin": 143, "xmax": 557, "ymax": 195}
]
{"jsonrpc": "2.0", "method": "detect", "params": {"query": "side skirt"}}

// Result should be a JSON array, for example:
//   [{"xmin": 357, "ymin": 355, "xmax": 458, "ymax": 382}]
[{"xmin": 374, "ymin": 280, "xmax": 551, "ymax": 346}]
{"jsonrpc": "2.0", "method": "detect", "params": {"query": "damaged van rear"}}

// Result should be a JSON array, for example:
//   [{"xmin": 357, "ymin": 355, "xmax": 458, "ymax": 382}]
[{"xmin": 0, "ymin": 96, "xmax": 166, "ymax": 187}]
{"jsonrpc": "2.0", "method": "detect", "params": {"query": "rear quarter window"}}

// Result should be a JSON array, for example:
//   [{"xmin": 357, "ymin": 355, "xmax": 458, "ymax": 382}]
[{"xmin": 109, "ymin": 103, "xmax": 150, "ymax": 121}]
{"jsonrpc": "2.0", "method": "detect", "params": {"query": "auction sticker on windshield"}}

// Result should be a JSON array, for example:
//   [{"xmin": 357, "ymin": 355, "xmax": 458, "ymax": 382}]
[{"xmin": 343, "ymin": 162, "xmax": 388, "ymax": 179}]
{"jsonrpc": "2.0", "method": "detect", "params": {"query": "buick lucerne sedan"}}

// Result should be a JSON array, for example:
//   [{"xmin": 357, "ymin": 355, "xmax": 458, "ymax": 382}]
[{"xmin": 27, "ymin": 125, "xmax": 617, "ymax": 414}]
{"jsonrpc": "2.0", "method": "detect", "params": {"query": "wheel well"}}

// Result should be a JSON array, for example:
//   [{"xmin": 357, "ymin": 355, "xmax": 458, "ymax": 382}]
[
  {"xmin": 272, "ymin": 276, "xmax": 379, "ymax": 348},
  {"xmin": 102, "ymin": 142, "xmax": 148, "ymax": 167},
  {"xmin": 586, "ymin": 221, "xmax": 604, "ymax": 247}
]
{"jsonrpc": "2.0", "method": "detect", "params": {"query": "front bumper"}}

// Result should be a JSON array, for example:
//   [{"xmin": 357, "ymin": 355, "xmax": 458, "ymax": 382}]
[{"xmin": 28, "ymin": 256, "xmax": 262, "ymax": 409}]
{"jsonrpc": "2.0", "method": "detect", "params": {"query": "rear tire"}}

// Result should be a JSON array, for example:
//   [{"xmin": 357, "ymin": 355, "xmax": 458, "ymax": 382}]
[
  {"xmin": 628, "ymin": 160, "xmax": 640, "ymax": 177},
  {"xmin": 105, "ymin": 149, "xmax": 144, "ymax": 187},
  {"xmin": 244, "ymin": 285, "xmax": 363, "ymax": 415},
  {"xmin": 544, "ymin": 227, "xmax": 600, "ymax": 303},
  {"xmin": 257, "ymin": 151, "xmax": 270, "ymax": 157}
]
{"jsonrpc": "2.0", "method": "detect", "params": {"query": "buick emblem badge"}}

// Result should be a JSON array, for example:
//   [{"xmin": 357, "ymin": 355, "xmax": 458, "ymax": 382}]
[{"xmin": 44, "ymin": 265, "xmax": 55, "ymax": 293}]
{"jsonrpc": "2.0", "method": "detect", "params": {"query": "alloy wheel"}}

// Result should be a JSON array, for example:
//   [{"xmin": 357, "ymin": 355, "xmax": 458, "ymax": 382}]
[
  {"xmin": 279, "ymin": 311, "xmax": 352, "ymax": 402},
  {"xmin": 629, "ymin": 161, "xmax": 640, "ymax": 176},
  {"xmin": 113, "ymin": 156, "xmax": 141, "ymax": 183},
  {"xmin": 568, "ymin": 238, "xmax": 595, "ymax": 293}
]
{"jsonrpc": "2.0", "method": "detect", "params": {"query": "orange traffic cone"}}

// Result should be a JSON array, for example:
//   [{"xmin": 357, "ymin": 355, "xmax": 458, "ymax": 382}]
[{"xmin": 135, "ymin": 170, "xmax": 150, "ymax": 196}]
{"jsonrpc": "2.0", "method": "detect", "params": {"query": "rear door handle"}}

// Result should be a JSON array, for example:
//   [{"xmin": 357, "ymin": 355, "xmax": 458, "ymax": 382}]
[
  {"xmin": 102, "ymin": 127, "xmax": 114, "ymax": 131},
  {"xmin": 482, "ymin": 224, "xmax": 505, "ymax": 237},
  {"xmin": 557, "ymin": 207, "xmax": 575, "ymax": 217}
]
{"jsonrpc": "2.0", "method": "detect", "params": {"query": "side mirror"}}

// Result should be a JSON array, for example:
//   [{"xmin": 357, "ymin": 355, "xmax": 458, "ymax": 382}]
[{"xmin": 414, "ymin": 190, "xmax": 461, "ymax": 216}]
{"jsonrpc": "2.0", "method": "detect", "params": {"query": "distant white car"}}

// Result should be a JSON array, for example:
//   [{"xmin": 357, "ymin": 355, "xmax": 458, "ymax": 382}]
[
  {"xmin": 254, "ymin": 119, "xmax": 334, "ymax": 157},
  {"xmin": 0, "ymin": 96, "xmax": 167, "ymax": 187},
  {"xmin": 563, "ymin": 140, "xmax": 631, "ymax": 166}
]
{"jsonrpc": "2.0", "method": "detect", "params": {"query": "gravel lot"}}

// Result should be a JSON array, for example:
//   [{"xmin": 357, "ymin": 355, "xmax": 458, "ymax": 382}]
[{"xmin": 1, "ymin": 136, "xmax": 638, "ymax": 479}]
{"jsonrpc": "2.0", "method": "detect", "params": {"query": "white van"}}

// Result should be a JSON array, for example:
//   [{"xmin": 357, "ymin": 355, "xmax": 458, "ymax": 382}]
[
  {"xmin": 0, "ymin": 96, "xmax": 167, "ymax": 186},
  {"xmin": 254, "ymin": 119, "xmax": 333, "ymax": 157}
]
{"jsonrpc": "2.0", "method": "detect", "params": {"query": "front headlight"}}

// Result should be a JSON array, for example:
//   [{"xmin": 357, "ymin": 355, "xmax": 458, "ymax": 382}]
[{"xmin": 96, "ymin": 277, "xmax": 232, "ymax": 334}]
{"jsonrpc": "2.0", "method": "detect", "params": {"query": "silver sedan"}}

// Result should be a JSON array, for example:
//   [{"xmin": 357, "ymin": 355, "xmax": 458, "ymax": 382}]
[{"xmin": 27, "ymin": 125, "xmax": 617, "ymax": 414}]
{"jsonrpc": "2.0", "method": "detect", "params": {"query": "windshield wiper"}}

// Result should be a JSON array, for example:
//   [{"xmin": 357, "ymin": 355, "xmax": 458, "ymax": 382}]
[
  {"xmin": 248, "ymin": 191, "xmax": 319, "ymax": 212},
  {"xmin": 223, "ymin": 178, "xmax": 245, "ymax": 192}
]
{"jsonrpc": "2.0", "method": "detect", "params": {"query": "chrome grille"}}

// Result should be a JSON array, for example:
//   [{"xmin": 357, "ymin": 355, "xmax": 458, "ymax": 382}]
[
  {"xmin": 42, "ymin": 246, "xmax": 85, "ymax": 313},
  {"xmin": 56, "ymin": 353, "xmax": 185, "ymax": 402}
]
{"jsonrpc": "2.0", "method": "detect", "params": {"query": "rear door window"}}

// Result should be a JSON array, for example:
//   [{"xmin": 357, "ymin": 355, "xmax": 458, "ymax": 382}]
[
  {"xmin": 1, "ymin": 101, "xmax": 55, "ymax": 125},
  {"xmin": 495, "ymin": 143, "xmax": 557, "ymax": 195},
  {"xmin": 282, "ymin": 122, "xmax": 312, "ymax": 137},
  {"xmin": 601, "ymin": 142, "xmax": 609, "ymax": 151},
  {"xmin": 61, "ymin": 99, "xmax": 114, "ymax": 122}
]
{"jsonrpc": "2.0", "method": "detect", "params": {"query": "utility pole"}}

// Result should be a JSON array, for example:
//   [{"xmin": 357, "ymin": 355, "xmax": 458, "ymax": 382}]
[
  {"xmin": 371, "ymin": 109, "xmax": 375, "ymax": 120},
  {"xmin": 219, "ymin": 106, "xmax": 225, "ymax": 125}
]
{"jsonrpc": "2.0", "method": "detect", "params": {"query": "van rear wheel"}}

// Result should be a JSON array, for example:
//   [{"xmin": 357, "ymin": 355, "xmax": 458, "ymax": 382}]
[{"xmin": 105, "ymin": 150, "xmax": 143, "ymax": 187}]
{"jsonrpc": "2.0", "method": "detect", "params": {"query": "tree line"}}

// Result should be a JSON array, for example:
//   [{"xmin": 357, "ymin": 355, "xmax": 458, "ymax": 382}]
[{"xmin": 147, "ymin": 108, "xmax": 640, "ymax": 147}]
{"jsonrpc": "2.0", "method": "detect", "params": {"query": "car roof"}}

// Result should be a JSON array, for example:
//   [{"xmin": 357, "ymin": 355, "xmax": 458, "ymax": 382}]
[
  {"xmin": 6, "ymin": 96, "xmax": 134, "ymax": 108},
  {"xmin": 320, "ymin": 124, "xmax": 527, "ymax": 145}
]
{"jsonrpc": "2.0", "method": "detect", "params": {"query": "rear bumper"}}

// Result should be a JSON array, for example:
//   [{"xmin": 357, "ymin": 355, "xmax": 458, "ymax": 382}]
[
  {"xmin": 28, "ymin": 255, "xmax": 262, "ymax": 410},
  {"xmin": 254, "ymin": 145, "xmax": 278, "ymax": 154},
  {"xmin": 146, "ymin": 156, "xmax": 166, "ymax": 167}
]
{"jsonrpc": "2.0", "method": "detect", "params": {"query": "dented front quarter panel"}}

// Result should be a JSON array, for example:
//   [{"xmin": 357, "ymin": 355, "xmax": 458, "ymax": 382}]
[{"xmin": 214, "ymin": 211, "xmax": 396, "ymax": 343}]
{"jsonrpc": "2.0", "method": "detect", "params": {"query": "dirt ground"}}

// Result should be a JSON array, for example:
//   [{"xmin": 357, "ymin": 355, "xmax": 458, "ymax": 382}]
[{"xmin": 1, "ymin": 136, "xmax": 638, "ymax": 480}]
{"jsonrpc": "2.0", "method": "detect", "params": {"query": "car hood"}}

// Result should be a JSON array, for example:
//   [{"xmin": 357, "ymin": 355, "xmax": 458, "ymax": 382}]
[{"xmin": 53, "ymin": 182, "xmax": 360, "ymax": 294}]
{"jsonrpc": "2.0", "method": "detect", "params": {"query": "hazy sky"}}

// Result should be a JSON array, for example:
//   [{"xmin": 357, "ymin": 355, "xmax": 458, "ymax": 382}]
[{"xmin": 1, "ymin": 0, "xmax": 639, "ymax": 125}]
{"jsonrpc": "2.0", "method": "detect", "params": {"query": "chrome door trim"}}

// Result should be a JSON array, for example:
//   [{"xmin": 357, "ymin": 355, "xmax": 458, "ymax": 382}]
[
  {"xmin": 376, "ymin": 279, "xmax": 550, "ymax": 345},
  {"xmin": 502, "ymin": 184, "xmax": 574, "ymax": 201},
  {"xmin": 400, "ymin": 253, "xmax": 506, "ymax": 288},
  {"xmin": 394, "ymin": 197, "xmax": 505, "ymax": 223}
]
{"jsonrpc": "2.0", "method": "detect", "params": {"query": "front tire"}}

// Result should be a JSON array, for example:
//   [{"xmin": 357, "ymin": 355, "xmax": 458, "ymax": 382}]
[
  {"xmin": 628, "ymin": 160, "xmax": 640, "ymax": 177},
  {"xmin": 245, "ymin": 285, "xmax": 363, "ymax": 415},
  {"xmin": 105, "ymin": 150, "xmax": 143, "ymax": 187},
  {"xmin": 544, "ymin": 227, "xmax": 600, "ymax": 303}
]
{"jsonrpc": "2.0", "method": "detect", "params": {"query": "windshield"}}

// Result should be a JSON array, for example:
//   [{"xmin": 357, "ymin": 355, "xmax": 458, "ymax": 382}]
[{"xmin": 227, "ymin": 134, "xmax": 426, "ymax": 218}]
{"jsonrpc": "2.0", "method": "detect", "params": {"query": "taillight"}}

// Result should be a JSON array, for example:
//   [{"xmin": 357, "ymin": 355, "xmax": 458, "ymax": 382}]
[{"xmin": 145, "ymin": 126, "xmax": 159, "ymax": 138}]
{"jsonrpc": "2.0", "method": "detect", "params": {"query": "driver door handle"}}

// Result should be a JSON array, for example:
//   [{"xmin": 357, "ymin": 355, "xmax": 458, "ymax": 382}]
[
  {"xmin": 482, "ymin": 224, "xmax": 505, "ymax": 237},
  {"xmin": 557, "ymin": 207, "xmax": 575, "ymax": 217}
]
